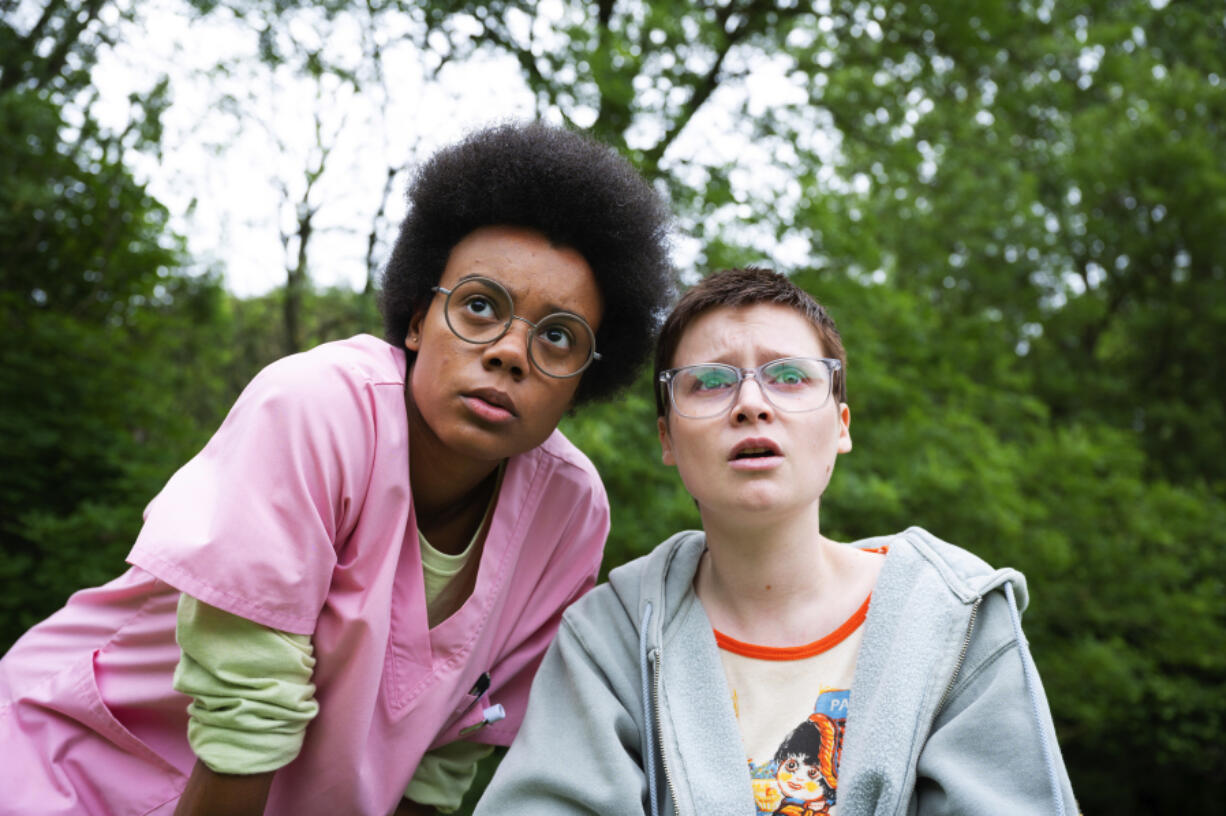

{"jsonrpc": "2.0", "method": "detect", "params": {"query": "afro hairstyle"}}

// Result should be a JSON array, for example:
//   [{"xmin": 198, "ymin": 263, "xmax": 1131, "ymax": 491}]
[{"xmin": 379, "ymin": 121, "xmax": 675, "ymax": 406}]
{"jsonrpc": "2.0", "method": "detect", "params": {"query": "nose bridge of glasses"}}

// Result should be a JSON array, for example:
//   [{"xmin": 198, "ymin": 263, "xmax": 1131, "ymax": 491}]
[
  {"xmin": 508, "ymin": 313, "xmax": 538, "ymax": 332},
  {"xmin": 484, "ymin": 311, "xmax": 533, "ymax": 353},
  {"xmin": 731, "ymin": 367, "xmax": 774, "ymax": 410}
]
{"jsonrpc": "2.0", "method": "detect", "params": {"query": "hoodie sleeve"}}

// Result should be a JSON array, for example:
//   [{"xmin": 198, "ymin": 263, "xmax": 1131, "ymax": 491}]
[
  {"xmin": 473, "ymin": 611, "xmax": 651, "ymax": 816},
  {"xmin": 914, "ymin": 589, "xmax": 1079, "ymax": 816}
]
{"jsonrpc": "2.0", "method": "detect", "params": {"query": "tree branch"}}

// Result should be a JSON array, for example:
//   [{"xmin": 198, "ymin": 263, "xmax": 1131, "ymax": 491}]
[{"xmin": 641, "ymin": 0, "xmax": 794, "ymax": 174}]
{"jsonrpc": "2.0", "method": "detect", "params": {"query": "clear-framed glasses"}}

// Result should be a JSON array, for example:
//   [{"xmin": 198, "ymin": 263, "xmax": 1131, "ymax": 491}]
[
  {"xmin": 431, "ymin": 276, "xmax": 601, "ymax": 378},
  {"xmin": 658, "ymin": 357, "xmax": 842, "ymax": 419}
]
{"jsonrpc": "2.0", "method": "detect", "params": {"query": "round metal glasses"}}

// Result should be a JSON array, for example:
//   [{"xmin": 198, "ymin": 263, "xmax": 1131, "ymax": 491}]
[
  {"xmin": 658, "ymin": 357, "xmax": 842, "ymax": 419},
  {"xmin": 431, "ymin": 276, "xmax": 601, "ymax": 378}
]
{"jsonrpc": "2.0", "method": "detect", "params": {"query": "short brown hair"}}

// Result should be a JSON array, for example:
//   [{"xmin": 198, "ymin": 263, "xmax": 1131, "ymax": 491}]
[{"xmin": 653, "ymin": 267, "xmax": 847, "ymax": 418}]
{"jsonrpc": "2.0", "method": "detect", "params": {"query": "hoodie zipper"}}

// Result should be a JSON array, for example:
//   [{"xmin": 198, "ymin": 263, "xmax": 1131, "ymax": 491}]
[
  {"xmin": 935, "ymin": 594, "xmax": 983, "ymax": 715},
  {"xmin": 651, "ymin": 648, "xmax": 682, "ymax": 816}
]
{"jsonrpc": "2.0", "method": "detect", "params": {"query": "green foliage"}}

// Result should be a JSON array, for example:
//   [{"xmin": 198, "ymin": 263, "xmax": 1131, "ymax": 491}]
[
  {"xmin": 0, "ymin": 274, "xmax": 237, "ymax": 647},
  {"xmin": 4, "ymin": 0, "xmax": 1224, "ymax": 811},
  {"xmin": 0, "ymin": 93, "xmax": 176, "ymax": 318},
  {"xmin": 561, "ymin": 371, "xmax": 700, "ymax": 574},
  {"xmin": 789, "ymin": 0, "xmax": 1226, "ymax": 490},
  {"xmin": 0, "ymin": 1, "xmax": 234, "ymax": 648}
]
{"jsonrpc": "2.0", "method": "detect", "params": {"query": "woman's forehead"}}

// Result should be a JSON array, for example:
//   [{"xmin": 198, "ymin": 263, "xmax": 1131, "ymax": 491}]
[
  {"xmin": 439, "ymin": 225, "xmax": 602, "ymax": 324},
  {"xmin": 672, "ymin": 303, "xmax": 825, "ymax": 366}
]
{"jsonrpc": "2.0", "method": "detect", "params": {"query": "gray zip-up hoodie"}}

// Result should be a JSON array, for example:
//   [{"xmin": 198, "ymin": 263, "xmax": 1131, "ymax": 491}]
[{"xmin": 477, "ymin": 527, "xmax": 1078, "ymax": 816}]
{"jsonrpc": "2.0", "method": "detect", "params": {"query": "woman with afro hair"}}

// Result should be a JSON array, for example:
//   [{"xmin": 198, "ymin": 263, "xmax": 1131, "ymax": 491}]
[{"xmin": 0, "ymin": 122, "xmax": 674, "ymax": 816}]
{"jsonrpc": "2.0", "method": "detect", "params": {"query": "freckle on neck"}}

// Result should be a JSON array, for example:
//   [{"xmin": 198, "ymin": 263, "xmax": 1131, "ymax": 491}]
[{"xmin": 765, "ymin": 584, "xmax": 772, "ymax": 591}]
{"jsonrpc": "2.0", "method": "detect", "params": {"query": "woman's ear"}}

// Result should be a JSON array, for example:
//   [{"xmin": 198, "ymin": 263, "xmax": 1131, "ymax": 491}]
[
  {"xmin": 837, "ymin": 403, "xmax": 852, "ymax": 454},
  {"xmin": 404, "ymin": 309, "xmax": 427, "ymax": 352},
  {"xmin": 658, "ymin": 417, "xmax": 676, "ymax": 466}
]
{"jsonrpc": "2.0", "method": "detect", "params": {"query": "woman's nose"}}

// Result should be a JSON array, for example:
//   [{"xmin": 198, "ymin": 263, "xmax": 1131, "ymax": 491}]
[
  {"xmin": 481, "ymin": 321, "xmax": 531, "ymax": 379},
  {"xmin": 731, "ymin": 375, "xmax": 774, "ymax": 423}
]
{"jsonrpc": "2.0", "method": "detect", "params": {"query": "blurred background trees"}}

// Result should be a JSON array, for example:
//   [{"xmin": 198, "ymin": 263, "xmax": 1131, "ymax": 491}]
[{"xmin": 2, "ymin": 0, "xmax": 1222, "ymax": 811}]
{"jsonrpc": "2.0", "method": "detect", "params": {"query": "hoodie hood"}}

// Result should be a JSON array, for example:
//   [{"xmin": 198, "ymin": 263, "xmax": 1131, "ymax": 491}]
[{"xmin": 606, "ymin": 526, "xmax": 1027, "ymax": 652}]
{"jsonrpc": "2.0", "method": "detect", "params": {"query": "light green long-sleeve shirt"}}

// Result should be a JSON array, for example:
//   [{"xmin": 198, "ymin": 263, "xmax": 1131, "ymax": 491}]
[
  {"xmin": 174, "ymin": 467, "xmax": 501, "ymax": 811},
  {"xmin": 175, "ymin": 598, "xmax": 492, "ymax": 810}
]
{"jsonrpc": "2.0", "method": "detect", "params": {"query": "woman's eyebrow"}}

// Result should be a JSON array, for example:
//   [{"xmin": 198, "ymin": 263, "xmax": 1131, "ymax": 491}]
[
  {"xmin": 509, "ymin": 288, "xmax": 590, "ymax": 318},
  {"xmin": 700, "ymin": 349, "xmax": 804, "ymax": 367},
  {"xmin": 457, "ymin": 274, "xmax": 585, "ymax": 316}
]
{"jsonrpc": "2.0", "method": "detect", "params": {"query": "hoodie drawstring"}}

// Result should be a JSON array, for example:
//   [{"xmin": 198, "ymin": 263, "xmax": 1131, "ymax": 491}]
[{"xmin": 1004, "ymin": 582, "xmax": 1067, "ymax": 816}]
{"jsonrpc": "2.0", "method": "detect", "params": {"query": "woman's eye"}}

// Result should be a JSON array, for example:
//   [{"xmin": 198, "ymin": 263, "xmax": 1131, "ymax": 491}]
[
  {"xmin": 767, "ymin": 366, "xmax": 809, "ymax": 386},
  {"xmin": 464, "ymin": 296, "xmax": 496, "ymax": 316},
  {"xmin": 696, "ymin": 374, "xmax": 730, "ymax": 392},
  {"xmin": 691, "ymin": 369, "xmax": 736, "ymax": 391},
  {"xmin": 538, "ymin": 324, "xmax": 574, "ymax": 350}
]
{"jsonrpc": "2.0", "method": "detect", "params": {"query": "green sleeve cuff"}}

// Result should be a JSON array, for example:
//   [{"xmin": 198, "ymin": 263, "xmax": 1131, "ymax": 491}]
[
  {"xmin": 405, "ymin": 741, "xmax": 496, "ymax": 812},
  {"xmin": 174, "ymin": 594, "xmax": 320, "ymax": 774}
]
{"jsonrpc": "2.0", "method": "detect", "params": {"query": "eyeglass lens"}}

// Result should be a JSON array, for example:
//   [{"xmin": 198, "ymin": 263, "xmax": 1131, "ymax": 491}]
[
  {"xmin": 670, "ymin": 358, "xmax": 834, "ymax": 418},
  {"xmin": 443, "ymin": 277, "xmax": 595, "ymax": 377}
]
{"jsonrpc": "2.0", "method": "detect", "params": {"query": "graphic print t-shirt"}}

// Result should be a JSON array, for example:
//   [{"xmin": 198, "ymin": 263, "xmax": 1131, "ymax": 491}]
[{"xmin": 715, "ymin": 594, "xmax": 870, "ymax": 816}]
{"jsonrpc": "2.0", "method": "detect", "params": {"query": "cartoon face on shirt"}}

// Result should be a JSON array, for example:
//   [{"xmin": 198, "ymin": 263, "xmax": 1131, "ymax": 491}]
[{"xmin": 775, "ymin": 753, "xmax": 827, "ymax": 803}]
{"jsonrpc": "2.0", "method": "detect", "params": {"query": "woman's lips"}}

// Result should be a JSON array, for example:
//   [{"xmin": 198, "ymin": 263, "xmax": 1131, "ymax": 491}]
[
  {"xmin": 728, "ymin": 454, "xmax": 783, "ymax": 471},
  {"xmin": 463, "ymin": 389, "xmax": 518, "ymax": 423},
  {"xmin": 728, "ymin": 437, "xmax": 782, "ymax": 470}
]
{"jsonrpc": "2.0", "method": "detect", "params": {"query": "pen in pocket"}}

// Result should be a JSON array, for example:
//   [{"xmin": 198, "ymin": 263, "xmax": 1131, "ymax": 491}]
[
  {"xmin": 457, "ymin": 671, "xmax": 491, "ymax": 720},
  {"xmin": 457, "ymin": 670, "xmax": 505, "ymax": 734}
]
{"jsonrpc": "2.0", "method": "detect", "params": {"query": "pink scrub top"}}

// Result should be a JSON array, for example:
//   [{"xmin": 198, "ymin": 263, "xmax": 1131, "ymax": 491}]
[{"xmin": 0, "ymin": 335, "xmax": 608, "ymax": 816}]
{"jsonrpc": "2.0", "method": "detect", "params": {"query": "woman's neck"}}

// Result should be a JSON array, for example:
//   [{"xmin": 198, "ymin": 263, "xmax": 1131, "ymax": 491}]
[
  {"xmin": 696, "ymin": 505, "xmax": 881, "ymax": 648},
  {"xmin": 405, "ymin": 388, "xmax": 502, "ymax": 552}
]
